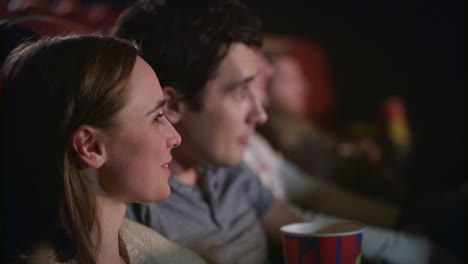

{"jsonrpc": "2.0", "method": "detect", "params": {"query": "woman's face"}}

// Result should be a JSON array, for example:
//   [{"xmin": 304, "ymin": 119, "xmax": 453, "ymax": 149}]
[{"xmin": 99, "ymin": 57, "xmax": 181, "ymax": 203}]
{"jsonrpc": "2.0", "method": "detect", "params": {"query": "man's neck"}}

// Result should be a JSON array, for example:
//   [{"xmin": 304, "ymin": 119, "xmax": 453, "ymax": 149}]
[{"xmin": 169, "ymin": 159, "xmax": 199, "ymax": 186}]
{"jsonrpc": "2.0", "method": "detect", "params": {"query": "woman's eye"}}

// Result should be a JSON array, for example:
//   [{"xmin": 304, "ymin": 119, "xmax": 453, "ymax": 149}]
[{"xmin": 153, "ymin": 112, "xmax": 165, "ymax": 124}]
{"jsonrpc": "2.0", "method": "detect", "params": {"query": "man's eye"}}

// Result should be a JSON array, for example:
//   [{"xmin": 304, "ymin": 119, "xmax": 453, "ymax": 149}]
[{"xmin": 233, "ymin": 86, "xmax": 248, "ymax": 99}]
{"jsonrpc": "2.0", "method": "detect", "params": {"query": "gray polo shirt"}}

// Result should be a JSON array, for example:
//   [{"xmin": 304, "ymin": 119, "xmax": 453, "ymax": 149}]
[{"xmin": 126, "ymin": 162, "xmax": 273, "ymax": 264}]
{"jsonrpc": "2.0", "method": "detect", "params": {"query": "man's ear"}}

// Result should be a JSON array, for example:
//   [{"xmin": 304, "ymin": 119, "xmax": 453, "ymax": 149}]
[
  {"xmin": 163, "ymin": 86, "xmax": 185, "ymax": 124},
  {"xmin": 70, "ymin": 126, "xmax": 107, "ymax": 168}
]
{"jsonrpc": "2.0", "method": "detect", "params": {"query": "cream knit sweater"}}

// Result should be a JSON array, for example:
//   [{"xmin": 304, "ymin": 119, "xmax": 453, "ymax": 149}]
[{"xmin": 16, "ymin": 219, "xmax": 207, "ymax": 264}]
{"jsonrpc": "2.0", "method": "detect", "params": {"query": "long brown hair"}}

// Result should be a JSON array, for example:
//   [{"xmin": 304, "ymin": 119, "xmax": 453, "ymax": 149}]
[{"xmin": 2, "ymin": 35, "xmax": 139, "ymax": 263}]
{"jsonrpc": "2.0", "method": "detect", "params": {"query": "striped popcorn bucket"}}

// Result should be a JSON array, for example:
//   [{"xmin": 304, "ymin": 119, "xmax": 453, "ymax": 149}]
[{"xmin": 281, "ymin": 222, "xmax": 364, "ymax": 264}]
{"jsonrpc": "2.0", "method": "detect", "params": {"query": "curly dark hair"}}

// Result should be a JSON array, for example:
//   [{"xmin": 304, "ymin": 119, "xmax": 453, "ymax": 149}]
[{"xmin": 112, "ymin": 0, "xmax": 262, "ymax": 110}]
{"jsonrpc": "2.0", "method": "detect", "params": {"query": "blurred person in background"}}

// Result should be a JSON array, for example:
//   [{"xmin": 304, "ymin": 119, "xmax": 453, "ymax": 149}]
[
  {"xmin": 247, "ymin": 52, "xmax": 402, "ymax": 229},
  {"xmin": 245, "ymin": 51, "xmax": 461, "ymax": 264},
  {"xmin": 258, "ymin": 49, "xmax": 410, "ymax": 207}
]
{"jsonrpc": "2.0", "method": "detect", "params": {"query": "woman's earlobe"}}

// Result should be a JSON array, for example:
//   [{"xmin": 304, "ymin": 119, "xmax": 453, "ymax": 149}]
[{"xmin": 163, "ymin": 86, "xmax": 184, "ymax": 124}]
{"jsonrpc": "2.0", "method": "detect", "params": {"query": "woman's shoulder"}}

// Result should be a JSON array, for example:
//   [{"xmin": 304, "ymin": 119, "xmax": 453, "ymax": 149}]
[
  {"xmin": 121, "ymin": 218, "xmax": 208, "ymax": 264},
  {"xmin": 120, "ymin": 218, "xmax": 167, "ymax": 244}
]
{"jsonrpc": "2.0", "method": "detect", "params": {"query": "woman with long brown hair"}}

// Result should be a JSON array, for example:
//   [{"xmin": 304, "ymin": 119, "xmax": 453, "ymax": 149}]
[{"xmin": 2, "ymin": 35, "xmax": 206, "ymax": 264}]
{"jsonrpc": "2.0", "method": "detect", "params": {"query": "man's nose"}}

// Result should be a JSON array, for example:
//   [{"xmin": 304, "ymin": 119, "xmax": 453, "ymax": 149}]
[{"xmin": 247, "ymin": 91, "xmax": 268, "ymax": 126}]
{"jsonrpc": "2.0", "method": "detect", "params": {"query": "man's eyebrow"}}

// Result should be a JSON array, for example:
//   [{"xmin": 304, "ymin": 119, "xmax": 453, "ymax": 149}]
[
  {"xmin": 223, "ymin": 75, "xmax": 256, "ymax": 92},
  {"xmin": 145, "ymin": 99, "xmax": 167, "ymax": 116}
]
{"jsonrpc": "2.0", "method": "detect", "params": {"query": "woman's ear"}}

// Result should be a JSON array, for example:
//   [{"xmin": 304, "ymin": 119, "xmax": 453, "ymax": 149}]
[
  {"xmin": 70, "ymin": 126, "xmax": 107, "ymax": 168},
  {"xmin": 163, "ymin": 86, "xmax": 185, "ymax": 124}
]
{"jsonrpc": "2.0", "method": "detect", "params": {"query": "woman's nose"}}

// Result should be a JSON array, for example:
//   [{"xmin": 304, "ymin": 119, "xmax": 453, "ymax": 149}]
[{"xmin": 167, "ymin": 123, "xmax": 182, "ymax": 148}]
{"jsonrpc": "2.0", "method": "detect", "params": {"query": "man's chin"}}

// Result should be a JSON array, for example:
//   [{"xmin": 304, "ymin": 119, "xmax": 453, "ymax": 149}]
[{"xmin": 213, "ymin": 154, "xmax": 243, "ymax": 168}]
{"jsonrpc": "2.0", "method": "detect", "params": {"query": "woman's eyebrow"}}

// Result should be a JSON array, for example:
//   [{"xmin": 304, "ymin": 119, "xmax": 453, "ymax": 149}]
[{"xmin": 146, "ymin": 99, "xmax": 167, "ymax": 116}]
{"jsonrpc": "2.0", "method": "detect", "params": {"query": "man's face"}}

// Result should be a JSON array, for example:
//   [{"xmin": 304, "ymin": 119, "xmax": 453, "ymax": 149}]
[{"xmin": 174, "ymin": 43, "xmax": 267, "ymax": 167}]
